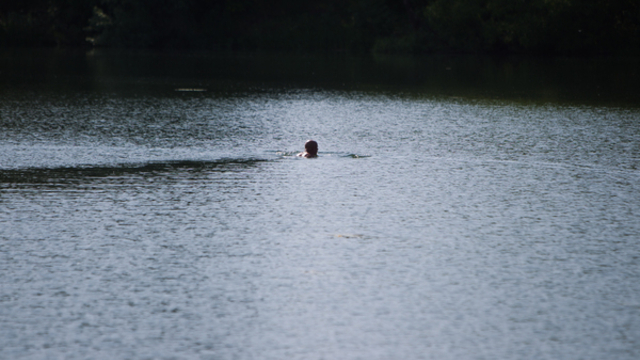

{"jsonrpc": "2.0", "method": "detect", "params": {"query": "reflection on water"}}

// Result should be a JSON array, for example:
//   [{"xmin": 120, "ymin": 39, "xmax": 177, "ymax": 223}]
[
  {"xmin": 1, "ymin": 50, "xmax": 640, "ymax": 360},
  {"xmin": 0, "ymin": 159, "xmax": 268, "ymax": 189},
  {"xmin": 1, "ymin": 48, "xmax": 639, "ymax": 106}
]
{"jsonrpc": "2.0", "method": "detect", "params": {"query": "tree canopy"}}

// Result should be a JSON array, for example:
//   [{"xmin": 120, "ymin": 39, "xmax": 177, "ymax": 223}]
[{"xmin": 1, "ymin": 0, "xmax": 639, "ymax": 55}]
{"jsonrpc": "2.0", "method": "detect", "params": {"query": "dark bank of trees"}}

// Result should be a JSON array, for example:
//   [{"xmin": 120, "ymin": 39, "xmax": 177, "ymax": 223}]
[{"xmin": 1, "ymin": 0, "xmax": 639, "ymax": 55}]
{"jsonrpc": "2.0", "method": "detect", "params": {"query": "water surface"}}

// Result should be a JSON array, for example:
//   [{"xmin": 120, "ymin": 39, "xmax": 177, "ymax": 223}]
[{"xmin": 1, "ymin": 50, "xmax": 640, "ymax": 360}]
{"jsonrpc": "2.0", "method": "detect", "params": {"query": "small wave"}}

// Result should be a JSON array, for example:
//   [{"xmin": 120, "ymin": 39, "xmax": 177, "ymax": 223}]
[
  {"xmin": 0, "ymin": 158, "xmax": 270, "ymax": 185},
  {"xmin": 174, "ymin": 88, "xmax": 207, "ymax": 92},
  {"xmin": 318, "ymin": 152, "xmax": 371, "ymax": 158},
  {"xmin": 273, "ymin": 151, "xmax": 371, "ymax": 159},
  {"xmin": 343, "ymin": 154, "xmax": 371, "ymax": 158},
  {"xmin": 274, "ymin": 151, "xmax": 299, "ymax": 157}
]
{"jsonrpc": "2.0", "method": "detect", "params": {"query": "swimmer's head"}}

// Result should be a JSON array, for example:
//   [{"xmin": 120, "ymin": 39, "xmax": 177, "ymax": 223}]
[{"xmin": 305, "ymin": 140, "xmax": 318, "ymax": 156}]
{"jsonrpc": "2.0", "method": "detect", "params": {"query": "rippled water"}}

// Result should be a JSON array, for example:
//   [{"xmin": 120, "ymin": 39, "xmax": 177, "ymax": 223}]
[{"xmin": 1, "ymin": 50, "xmax": 640, "ymax": 360}]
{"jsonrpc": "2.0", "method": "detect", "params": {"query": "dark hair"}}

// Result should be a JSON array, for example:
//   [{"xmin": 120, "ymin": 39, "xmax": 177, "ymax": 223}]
[{"xmin": 305, "ymin": 140, "xmax": 318, "ymax": 154}]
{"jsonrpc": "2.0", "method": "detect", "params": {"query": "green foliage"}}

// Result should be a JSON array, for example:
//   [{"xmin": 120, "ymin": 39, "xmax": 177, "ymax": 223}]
[
  {"xmin": 417, "ymin": 0, "xmax": 640, "ymax": 54},
  {"xmin": 1, "ymin": 0, "xmax": 639, "ymax": 54},
  {"xmin": 0, "ymin": 0, "xmax": 97, "ymax": 46}
]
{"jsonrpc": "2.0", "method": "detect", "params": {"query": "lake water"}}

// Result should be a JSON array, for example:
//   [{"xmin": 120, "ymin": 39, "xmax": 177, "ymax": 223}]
[{"xmin": 1, "ymin": 49, "xmax": 640, "ymax": 360}]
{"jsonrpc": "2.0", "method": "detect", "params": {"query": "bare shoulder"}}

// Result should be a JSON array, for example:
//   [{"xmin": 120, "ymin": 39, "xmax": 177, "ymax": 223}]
[{"xmin": 297, "ymin": 152, "xmax": 317, "ymax": 158}]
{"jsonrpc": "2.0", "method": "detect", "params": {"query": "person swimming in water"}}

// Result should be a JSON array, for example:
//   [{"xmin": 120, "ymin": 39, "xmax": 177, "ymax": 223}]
[{"xmin": 297, "ymin": 140, "xmax": 318, "ymax": 158}]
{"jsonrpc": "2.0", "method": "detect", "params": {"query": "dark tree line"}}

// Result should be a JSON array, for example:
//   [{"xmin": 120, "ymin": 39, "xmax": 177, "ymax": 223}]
[{"xmin": 1, "ymin": 0, "xmax": 639, "ymax": 55}]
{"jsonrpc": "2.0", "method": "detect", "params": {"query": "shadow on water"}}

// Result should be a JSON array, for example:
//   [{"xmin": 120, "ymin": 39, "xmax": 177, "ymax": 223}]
[
  {"xmin": 0, "ymin": 48, "xmax": 639, "ymax": 107},
  {"xmin": 0, "ymin": 158, "xmax": 269, "ymax": 187}
]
